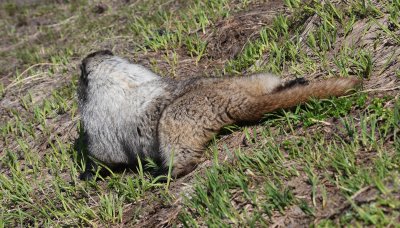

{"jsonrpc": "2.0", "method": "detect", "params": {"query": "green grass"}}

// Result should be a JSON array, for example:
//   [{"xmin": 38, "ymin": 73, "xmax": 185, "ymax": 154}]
[
  {"xmin": 1, "ymin": 0, "xmax": 399, "ymax": 226},
  {"xmin": 178, "ymin": 97, "xmax": 399, "ymax": 226}
]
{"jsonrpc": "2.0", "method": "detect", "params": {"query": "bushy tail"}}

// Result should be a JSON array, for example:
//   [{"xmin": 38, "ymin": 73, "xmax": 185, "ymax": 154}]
[{"xmin": 244, "ymin": 78, "xmax": 361, "ymax": 121}]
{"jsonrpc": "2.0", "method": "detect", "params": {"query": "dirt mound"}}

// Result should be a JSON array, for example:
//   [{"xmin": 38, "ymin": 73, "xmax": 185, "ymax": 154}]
[{"xmin": 205, "ymin": 1, "xmax": 285, "ymax": 60}]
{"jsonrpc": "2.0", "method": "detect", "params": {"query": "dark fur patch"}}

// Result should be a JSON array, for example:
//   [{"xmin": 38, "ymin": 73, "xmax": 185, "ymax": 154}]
[
  {"xmin": 85, "ymin": 50, "xmax": 114, "ymax": 59},
  {"xmin": 273, "ymin": 77, "xmax": 309, "ymax": 92},
  {"xmin": 81, "ymin": 50, "xmax": 114, "ymax": 76}
]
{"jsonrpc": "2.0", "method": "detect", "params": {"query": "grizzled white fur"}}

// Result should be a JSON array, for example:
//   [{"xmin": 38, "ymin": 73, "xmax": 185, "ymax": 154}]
[{"xmin": 78, "ymin": 51, "xmax": 174, "ymax": 169}]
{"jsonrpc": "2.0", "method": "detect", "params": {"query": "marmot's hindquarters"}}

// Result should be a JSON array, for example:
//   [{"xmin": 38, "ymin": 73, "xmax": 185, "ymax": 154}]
[
  {"xmin": 157, "ymin": 75, "xmax": 283, "ymax": 177},
  {"xmin": 158, "ymin": 76, "xmax": 361, "ymax": 177}
]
